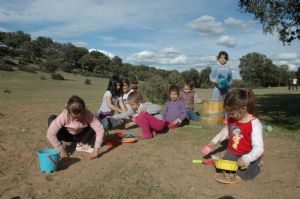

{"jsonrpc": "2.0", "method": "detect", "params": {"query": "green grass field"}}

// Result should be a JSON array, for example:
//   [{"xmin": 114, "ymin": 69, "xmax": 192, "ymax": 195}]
[{"xmin": 0, "ymin": 70, "xmax": 299, "ymax": 199}]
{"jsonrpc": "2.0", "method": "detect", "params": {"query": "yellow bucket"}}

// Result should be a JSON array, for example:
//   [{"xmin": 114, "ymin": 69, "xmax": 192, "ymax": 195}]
[
  {"xmin": 215, "ymin": 160, "xmax": 238, "ymax": 171},
  {"xmin": 200, "ymin": 100, "xmax": 224, "ymax": 125}
]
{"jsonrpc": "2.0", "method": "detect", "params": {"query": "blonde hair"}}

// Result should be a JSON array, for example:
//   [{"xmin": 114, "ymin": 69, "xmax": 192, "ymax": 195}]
[{"xmin": 127, "ymin": 91, "xmax": 144, "ymax": 104}]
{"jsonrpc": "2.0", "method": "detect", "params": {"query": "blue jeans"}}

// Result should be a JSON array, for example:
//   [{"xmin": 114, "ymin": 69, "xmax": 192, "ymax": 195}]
[
  {"xmin": 100, "ymin": 118, "xmax": 123, "ymax": 130},
  {"xmin": 187, "ymin": 111, "xmax": 199, "ymax": 121}
]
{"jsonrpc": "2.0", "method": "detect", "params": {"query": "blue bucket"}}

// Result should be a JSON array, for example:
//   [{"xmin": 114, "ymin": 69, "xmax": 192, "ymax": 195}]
[{"xmin": 37, "ymin": 148, "xmax": 60, "ymax": 173}]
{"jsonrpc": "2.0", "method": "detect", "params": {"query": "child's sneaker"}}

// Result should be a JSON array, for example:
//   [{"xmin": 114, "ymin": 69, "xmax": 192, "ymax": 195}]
[{"xmin": 76, "ymin": 143, "xmax": 94, "ymax": 153}]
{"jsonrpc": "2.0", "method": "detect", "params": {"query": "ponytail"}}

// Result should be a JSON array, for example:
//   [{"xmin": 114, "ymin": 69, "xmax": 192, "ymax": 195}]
[{"xmin": 244, "ymin": 89, "xmax": 256, "ymax": 115}]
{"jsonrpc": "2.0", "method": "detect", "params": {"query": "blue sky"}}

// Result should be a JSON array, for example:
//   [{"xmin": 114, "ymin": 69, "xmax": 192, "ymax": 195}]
[{"xmin": 1, "ymin": 0, "xmax": 299, "ymax": 79}]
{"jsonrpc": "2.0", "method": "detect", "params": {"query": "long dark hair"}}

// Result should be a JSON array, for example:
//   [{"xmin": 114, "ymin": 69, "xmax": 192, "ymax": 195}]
[
  {"xmin": 224, "ymin": 88, "xmax": 256, "ymax": 115},
  {"xmin": 217, "ymin": 51, "xmax": 229, "ymax": 61},
  {"xmin": 107, "ymin": 75, "xmax": 123, "ymax": 97}
]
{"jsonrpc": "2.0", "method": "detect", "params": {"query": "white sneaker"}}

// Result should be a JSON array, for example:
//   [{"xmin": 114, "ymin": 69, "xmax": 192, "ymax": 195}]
[{"xmin": 76, "ymin": 144, "xmax": 94, "ymax": 153}]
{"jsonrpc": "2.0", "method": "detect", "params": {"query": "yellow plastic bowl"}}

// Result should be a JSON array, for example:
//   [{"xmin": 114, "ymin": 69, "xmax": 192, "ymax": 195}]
[{"xmin": 215, "ymin": 160, "xmax": 238, "ymax": 171}]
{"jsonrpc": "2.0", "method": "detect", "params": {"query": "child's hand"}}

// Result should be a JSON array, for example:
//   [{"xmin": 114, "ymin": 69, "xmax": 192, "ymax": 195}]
[
  {"xmin": 90, "ymin": 147, "xmax": 100, "ymax": 159},
  {"xmin": 138, "ymin": 107, "xmax": 148, "ymax": 114},
  {"xmin": 60, "ymin": 148, "xmax": 69, "ymax": 159},
  {"xmin": 207, "ymin": 142, "xmax": 215, "ymax": 148},
  {"xmin": 237, "ymin": 158, "xmax": 246, "ymax": 167},
  {"xmin": 171, "ymin": 119, "xmax": 180, "ymax": 125}
]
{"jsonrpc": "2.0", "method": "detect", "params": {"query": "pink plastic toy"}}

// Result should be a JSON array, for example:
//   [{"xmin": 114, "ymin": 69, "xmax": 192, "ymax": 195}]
[{"xmin": 201, "ymin": 146, "xmax": 212, "ymax": 155}]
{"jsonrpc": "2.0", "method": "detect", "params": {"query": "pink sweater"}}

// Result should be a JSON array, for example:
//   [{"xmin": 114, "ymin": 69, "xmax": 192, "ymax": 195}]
[{"xmin": 47, "ymin": 109, "xmax": 104, "ymax": 149}]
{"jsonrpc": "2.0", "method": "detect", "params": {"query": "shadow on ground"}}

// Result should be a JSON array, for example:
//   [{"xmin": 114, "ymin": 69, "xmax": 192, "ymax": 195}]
[{"xmin": 256, "ymin": 93, "xmax": 300, "ymax": 130}]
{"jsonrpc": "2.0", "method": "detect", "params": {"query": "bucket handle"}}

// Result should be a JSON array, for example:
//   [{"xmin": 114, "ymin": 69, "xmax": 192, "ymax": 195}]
[{"xmin": 47, "ymin": 155, "xmax": 58, "ymax": 170}]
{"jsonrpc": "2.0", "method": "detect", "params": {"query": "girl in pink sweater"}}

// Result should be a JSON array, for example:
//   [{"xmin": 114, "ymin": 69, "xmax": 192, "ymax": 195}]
[{"xmin": 47, "ymin": 95, "xmax": 104, "ymax": 159}]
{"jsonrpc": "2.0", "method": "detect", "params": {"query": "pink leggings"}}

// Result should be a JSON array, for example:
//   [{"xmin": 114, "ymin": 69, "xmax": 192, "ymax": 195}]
[{"xmin": 134, "ymin": 113, "xmax": 167, "ymax": 139}]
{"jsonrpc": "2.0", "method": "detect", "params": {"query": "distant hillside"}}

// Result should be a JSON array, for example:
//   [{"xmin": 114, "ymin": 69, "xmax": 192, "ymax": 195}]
[{"xmin": 0, "ymin": 30, "xmax": 213, "ymax": 88}]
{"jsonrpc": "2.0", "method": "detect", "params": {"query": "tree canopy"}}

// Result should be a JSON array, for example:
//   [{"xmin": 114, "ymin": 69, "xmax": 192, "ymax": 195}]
[
  {"xmin": 239, "ymin": 0, "xmax": 300, "ymax": 44},
  {"xmin": 239, "ymin": 52, "xmax": 293, "ymax": 87}
]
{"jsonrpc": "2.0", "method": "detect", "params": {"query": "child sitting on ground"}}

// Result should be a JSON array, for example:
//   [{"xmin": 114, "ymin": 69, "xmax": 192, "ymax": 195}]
[
  {"xmin": 127, "ymin": 91, "xmax": 166, "ymax": 139},
  {"xmin": 204, "ymin": 88, "xmax": 264, "ymax": 180},
  {"xmin": 180, "ymin": 79, "xmax": 202, "ymax": 121},
  {"xmin": 163, "ymin": 85, "xmax": 187, "ymax": 129},
  {"xmin": 116, "ymin": 78, "xmax": 136, "ymax": 128},
  {"xmin": 47, "ymin": 95, "xmax": 104, "ymax": 159},
  {"xmin": 97, "ymin": 75, "xmax": 126, "ymax": 130}
]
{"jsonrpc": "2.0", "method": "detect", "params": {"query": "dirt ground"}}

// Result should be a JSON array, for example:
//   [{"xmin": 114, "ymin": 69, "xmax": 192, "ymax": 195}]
[
  {"xmin": 0, "ymin": 71, "xmax": 299, "ymax": 199},
  {"xmin": 1, "ymin": 105, "xmax": 299, "ymax": 199}
]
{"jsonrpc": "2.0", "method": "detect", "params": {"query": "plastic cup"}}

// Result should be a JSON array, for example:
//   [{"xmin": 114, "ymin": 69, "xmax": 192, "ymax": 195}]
[{"xmin": 201, "ymin": 146, "xmax": 212, "ymax": 155}]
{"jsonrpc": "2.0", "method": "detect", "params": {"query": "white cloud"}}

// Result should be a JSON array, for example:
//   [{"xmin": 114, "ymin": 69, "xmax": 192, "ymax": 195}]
[
  {"xmin": 89, "ymin": 48, "xmax": 115, "ymax": 58},
  {"xmin": 277, "ymin": 53, "xmax": 298, "ymax": 60},
  {"xmin": 273, "ymin": 53, "xmax": 299, "ymax": 70},
  {"xmin": 127, "ymin": 51, "xmax": 156, "ymax": 63},
  {"xmin": 198, "ymin": 56, "xmax": 216, "ymax": 62},
  {"xmin": 287, "ymin": 64, "xmax": 297, "ymax": 71},
  {"xmin": 161, "ymin": 47, "xmax": 180, "ymax": 56},
  {"xmin": 159, "ymin": 54, "xmax": 187, "ymax": 64},
  {"xmin": 127, "ymin": 47, "xmax": 187, "ymax": 65},
  {"xmin": 73, "ymin": 41, "xmax": 88, "ymax": 47},
  {"xmin": 216, "ymin": 35, "xmax": 237, "ymax": 47},
  {"xmin": 188, "ymin": 15, "xmax": 224, "ymax": 35},
  {"xmin": 294, "ymin": 59, "xmax": 300, "ymax": 64},
  {"xmin": 224, "ymin": 17, "xmax": 253, "ymax": 32},
  {"xmin": 274, "ymin": 60, "xmax": 289, "ymax": 65}
]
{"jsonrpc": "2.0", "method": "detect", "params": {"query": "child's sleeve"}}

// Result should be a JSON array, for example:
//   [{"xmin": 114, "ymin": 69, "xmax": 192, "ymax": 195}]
[
  {"xmin": 241, "ymin": 119, "xmax": 264, "ymax": 168},
  {"xmin": 162, "ymin": 103, "xmax": 168, "ymax": 119},
  {"xmin": 178, "ymin": 101, "xmax": 187, "ymax": 122},
  {"xmin": 209, "ymin": 66, "xmax": 218, "ymax": 82},
  {"xmin": 47, "ymin": 111, "xmax": 67, "ymax": 149},
  {"xmin": 211, "ymin": 126, "xmax": 229, "ymax": 144},
  {"xmin": 143, "ymin": 102, "xmax": 161, "ymax": 114},
  {"xmin": 112, "ymin": 109, "xmax": 135, "ymax": 119},
  {"xmin": 86, "ymin": 111, "xmax": 104, "ymax": 148}
]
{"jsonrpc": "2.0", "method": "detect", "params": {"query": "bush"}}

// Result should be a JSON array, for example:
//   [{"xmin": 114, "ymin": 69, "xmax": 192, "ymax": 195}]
[
  {"xmin": 60, "ymin": 62, "xmax": 73, "ymax": 73},
  {"xmin": 40, "ymin": 60, "xmax": 58, "ymax": 73},
  {"xmin": 0, "ymin": 63, "xmax": 13, "ymax": 71},
  {"xmin": 84, "ymin": 79, "xmax": 91, "ymax": 85},
  {"xmin": 80, "ymin": 70, "xmax": 92, "ymax": 77},
  {"xmin": 40, "ymin": 76, "xmax": 46, "ymax": 80},
  {"xmin": 167, "ymin": 71, "xmax": 184, "ymax": 88},
  {"xmin": 128, "ymin": 75, "xmax": 139, "ymax": 84},
  {"xmin": 51, "ymin": 73, "xmax": 64, "ymax": 80},
  {"xmin": 18, "ymin": 64, "xmax": 36, "ymax": 73},
  {"xmin": 140, "ymin": 75, "xmax": 170, "ymax": 104},
  {"xmin": 4, "ymin": 59, "xmax": 17, "ymax": 66},
  {"xmin": 7, "ymin": 48, "xmax": 20, "ymax": 57}
]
